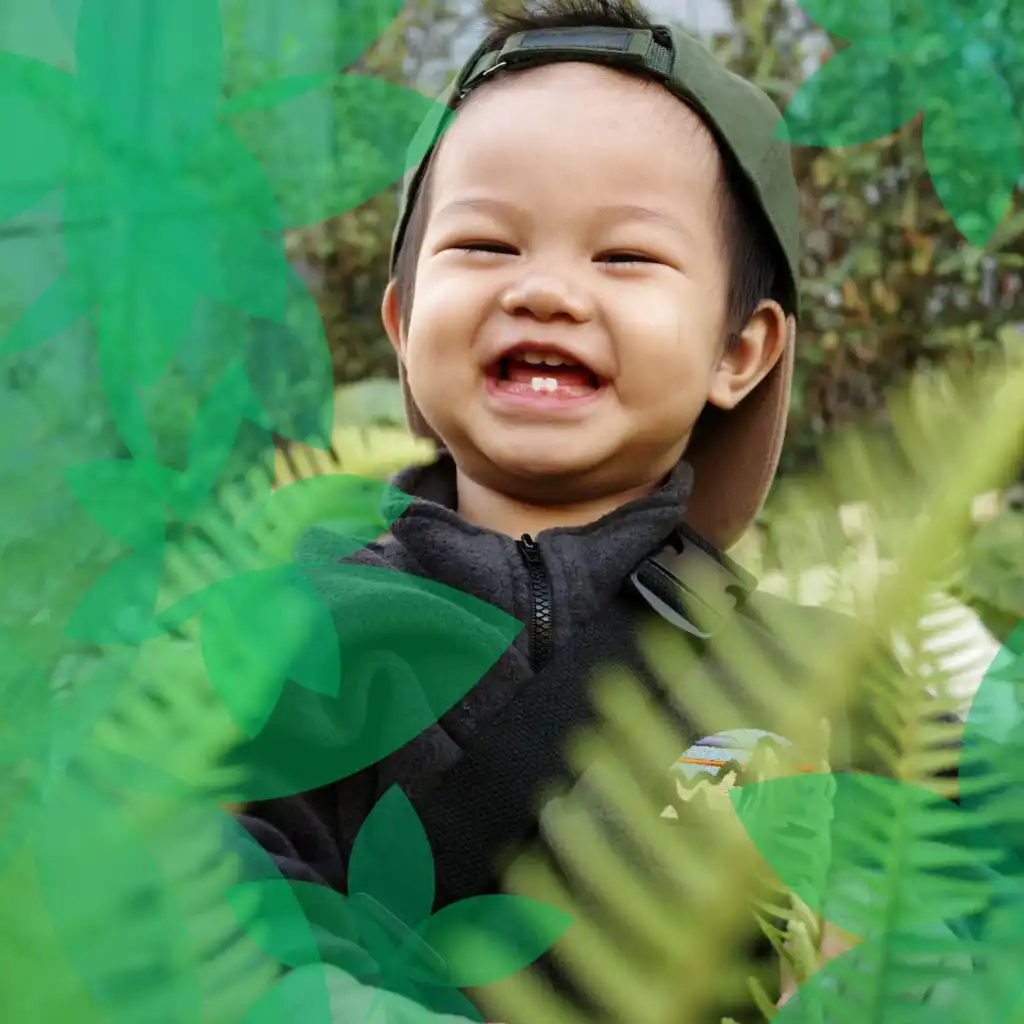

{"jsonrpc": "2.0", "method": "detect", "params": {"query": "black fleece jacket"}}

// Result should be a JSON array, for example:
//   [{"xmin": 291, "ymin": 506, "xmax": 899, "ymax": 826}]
[
  {"xmin": 239, "ymin": 452, "xmax": 710, "ymax": 889},
  {"xmin": 234, "ymin": 453, "xmax": 904, "ymax": 1022}
]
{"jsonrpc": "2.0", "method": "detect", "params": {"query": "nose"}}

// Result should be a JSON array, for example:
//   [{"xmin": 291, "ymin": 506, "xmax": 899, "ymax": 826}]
[{"xmin": 499, "ymin": 271, "xmax": 594, "ymax": 324}]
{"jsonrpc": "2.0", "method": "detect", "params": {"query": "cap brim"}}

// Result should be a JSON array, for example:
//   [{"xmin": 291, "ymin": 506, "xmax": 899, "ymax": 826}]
[{"xmin": 683, "ymin": 316, "xmax": 796, "ymax": 549}]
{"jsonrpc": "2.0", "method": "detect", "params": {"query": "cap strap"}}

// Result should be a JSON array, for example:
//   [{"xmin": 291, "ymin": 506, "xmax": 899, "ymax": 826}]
[{"xmin": 457, "ymin": 25, "xmax": 674, "ymax": 100}]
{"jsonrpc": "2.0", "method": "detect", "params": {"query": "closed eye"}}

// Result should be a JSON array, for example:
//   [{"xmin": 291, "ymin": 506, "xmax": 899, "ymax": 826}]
[
  {"xmin": 599, "ymin": 252, "xmax": 658, "ymax": 265},
  {"xmin": 453, "ymin": 242, "xmax": 517, "ymax": 255}
]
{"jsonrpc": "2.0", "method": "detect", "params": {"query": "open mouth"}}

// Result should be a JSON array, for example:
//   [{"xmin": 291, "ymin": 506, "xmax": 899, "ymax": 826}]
[{"xmin": 485, "ymin": 345, "xmax": 603, "ymax": 402}]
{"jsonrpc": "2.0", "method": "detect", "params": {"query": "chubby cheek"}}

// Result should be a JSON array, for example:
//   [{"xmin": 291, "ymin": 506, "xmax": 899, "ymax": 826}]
[
  {"xmin": 402, "ymin": 278, "xmax": 487, "ymax": 423},
  {"xmin": 613, "ymin": 331, "xmax": 715, "ymax": 437}
]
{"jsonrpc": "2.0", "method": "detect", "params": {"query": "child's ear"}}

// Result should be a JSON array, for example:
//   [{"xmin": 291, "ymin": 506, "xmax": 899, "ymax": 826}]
[
  {"xmin": 707, "ymin": 300, "xmax": 789, "ymax": 411},
  {"xmin": 381, "ymin": 279, "xmax": 406, "ymax": 359}
]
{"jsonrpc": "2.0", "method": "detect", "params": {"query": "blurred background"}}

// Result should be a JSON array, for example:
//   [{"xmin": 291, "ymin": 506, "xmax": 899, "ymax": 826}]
[{"xmin": 0, "ymin": 0, "xmax": 1021, "ymax": 671}]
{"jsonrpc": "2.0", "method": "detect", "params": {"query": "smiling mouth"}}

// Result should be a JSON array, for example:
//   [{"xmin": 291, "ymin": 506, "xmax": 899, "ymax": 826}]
[{"xmin": 485, "ymin": 348, "xmax": 603, "ymax": 401}]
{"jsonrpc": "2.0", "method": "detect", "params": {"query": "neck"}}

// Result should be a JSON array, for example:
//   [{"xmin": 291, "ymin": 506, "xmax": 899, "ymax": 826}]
[{"xmin": 455, "ymin": 471, "xmax": 661, "ymax": 538}]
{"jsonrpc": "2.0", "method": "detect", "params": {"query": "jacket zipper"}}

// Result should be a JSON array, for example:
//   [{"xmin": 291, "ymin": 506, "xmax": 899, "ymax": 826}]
[{"xmin": 516, "ymin": 534, "xmax": 554, "ymax": 672}]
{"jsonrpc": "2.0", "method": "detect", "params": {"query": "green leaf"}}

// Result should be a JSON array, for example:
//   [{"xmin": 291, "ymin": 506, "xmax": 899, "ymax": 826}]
[
  {"xmin": 225, "ymin": 566, "xmax": 522, "ymax": 800},
  {"xmin": 350, "ymin": 787, "xmax": 436, "ymax": 929},
  {"xmin": 218, "ymin": 73, "xmax": 333, "ymax": 117},
  {"xmin": 243, "ymin": 269, "xmax": 334, "ymax": 447},
  {"xmin": 205, "ymin": 217, "xmax": 291, "ymax": 324},
  {"xmin": 227, "ymin": 880, "xmax": 326, "ymax": 969},
  {"xmin": 241, "ymin": 475, "xmax": 410, "ymax": 563},
  {"xmin": 0, "ymin": 625, "xmax": 52, "ymax": 767},
  {"xmin": 0, "ymin": 273, "xmax": 90, "ymax": 356},
  {"xmin": 97, "ymin": 339, "xmax": 160, "ymax": 462},
  {"xmin": 0, "ymin": 54, "xmax": 77, "ymax": 221},
  {"xmin": 193, "ymin": 119, "xmax": 285, "ymax": 244},
  {"xmin": 34, "ymin": 776, "xmax": 205, "ymax": 1024},
  {"xmin": 921, "ymin": 70, "xmax": 1023, "ymax": 248},
  {"xmin": 789, "ymin": 0, "xmax": 928, "ymax": 41},
  {"xmin": 733, "ymin": 774, "xmax": 991, "ymax": 937},
  {"xmin": 76, "ymin": 0, "xmax": 223, "ymax": 160},
  {"xmin": 64, "ymin": 544, "xmax": 166, "ymax": 644},
  {"xmin": 960, "ymin": 623, "xmax": 1024, "ymax": 875},
  {"xmin": 199, "ymin": 566, "xmax": 339, "ymax": 739},
  {"xmin": 219, "ymin": 0, "xmax": 404, "ymax": 83},
  {"xmin": 177, "ymin": 361, "xmax": 262, "ymax": 518},
  {"xmin": 65, "ymin": 168, "xmax": 210, "ymax": 388},
  {"xmin": 238, "ymin": 963, "xmax": 333, "ymax": 1024},
  {"xmin": 64, "ymin": 458, "xmax": 167, "ymax": 546},
  {"xmin": 779, "ymin": 43, "xmax": 923, "ymax": 146},
  {"xmin": 418, "ymin": 895, "xmax": 573, "ymax": 987},
  {"xmin": 775, "ymin": 921, "xmax": 976, "ymax": 1020},
  {"xmin": 350, "ymin": 892, "xmax": 449, "ymax": 987},
  {"xmin": 226, "ymin": 76, "xmax": 455, "ymax": 229}
]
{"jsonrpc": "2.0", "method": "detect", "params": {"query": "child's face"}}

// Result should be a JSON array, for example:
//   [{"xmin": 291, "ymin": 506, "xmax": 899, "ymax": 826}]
[{"xmin": 384, "ymin": 62, "xmax": 773, "ymax": 506}]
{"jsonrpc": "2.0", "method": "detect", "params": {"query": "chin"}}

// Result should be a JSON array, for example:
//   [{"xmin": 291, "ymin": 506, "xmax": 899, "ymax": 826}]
[{"xmin": 486, "ymin": 444, "xmax": 612, "ymax": 488}]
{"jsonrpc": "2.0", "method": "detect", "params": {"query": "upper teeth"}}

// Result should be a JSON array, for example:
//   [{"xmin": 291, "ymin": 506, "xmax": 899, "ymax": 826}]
[{"xmin": 522, "ymin": 352, "xmax": 577, "ymax": 366}]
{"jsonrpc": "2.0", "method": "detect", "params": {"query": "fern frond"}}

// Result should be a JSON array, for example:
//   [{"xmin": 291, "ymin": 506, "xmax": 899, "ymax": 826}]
[
  {"xmin": 0, "ymin": 639, "xmax": 281, "ymax": 1024},
  {"xmin": 483, "ymin": 363, "xmax": 1024, "ymax": 1024}
]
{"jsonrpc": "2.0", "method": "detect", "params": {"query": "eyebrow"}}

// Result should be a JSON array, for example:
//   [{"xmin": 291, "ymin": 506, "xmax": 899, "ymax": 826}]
[{"xmin": 434, "ymin": 197, "xmax": 694, "ymax": 243}]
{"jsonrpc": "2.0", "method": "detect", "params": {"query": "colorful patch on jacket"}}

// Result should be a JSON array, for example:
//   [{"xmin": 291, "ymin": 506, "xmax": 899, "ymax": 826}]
[{"xmin": 662, "ymin": 729, "xmax": 818, "ymax": 819}]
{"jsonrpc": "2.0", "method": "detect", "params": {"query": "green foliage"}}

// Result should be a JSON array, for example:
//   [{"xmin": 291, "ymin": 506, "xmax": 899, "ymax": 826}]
[
  {"xmin": 476, "ymin": 359, "xmax": 1024, "ymax": 1024},
  {"xmin": 951, "ymin": 507, "xmax": 1024, "ymax": 643}
]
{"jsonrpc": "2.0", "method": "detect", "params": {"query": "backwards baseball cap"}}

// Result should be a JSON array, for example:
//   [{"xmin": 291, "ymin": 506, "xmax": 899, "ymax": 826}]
[{"xmin": 389, "ymin": 23, "xmax": 801, "ymax": 550}]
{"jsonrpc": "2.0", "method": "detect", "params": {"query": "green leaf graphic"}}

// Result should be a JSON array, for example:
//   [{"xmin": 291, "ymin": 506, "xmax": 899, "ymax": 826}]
[
  {"xmin": 350, "ymin": 787, "xmax": 436, "ymax": 930},
  {"xmin": 64, "ymin": 459, "xmax": 167, "ymax": 546},
  {"xmin": 733, "ymin": 774, "xmax": 993, "ymax": 938},
  {"xmin": 960, "ymin": 623, "xmax": 1024, "ymax": 876},
  {"xmin": 178, "ymin": 360, "xmax": 263, "ymax": 517},
  {"xmin": 0, "ymin": 273, "xmax": 90, "ymax": 357},
  {"xmin": 243, "ymin": 269, "xmax": 334, "ymax": 447},
  {"xmin": 200, "ymin": 566, "xmax": 339, "ymax": 738},
  {"xmin": 792, "ymin": 0, "xmax": 918, "ymax": 41},
  {"xmin": 350, "ymin": 892, "xmax": 449, "ymax": 990},
  {"xmin": 219, "ymin": 73, "xmax": 332, "ymax": 117},
  {"xmin": 0, "ymin": 53, "xmax": 77, "ymax": 221},
  {"xmin": 76, "ymin": 0, "xmax": 223, "ymax": 159},
  {"xmin": 920, "ymin": 69, "xmax": 1022, "ymax": 248},
  {"xmin": 787, "ymin": 0, "xmax": 1024, "ymax": 244},
  {"xmin": 773, "ymin": 921, "xmax": 976, "ymax": 1021},
  {"xmin": 241, "ymin": 475, "xmax": 412, "ymax": 563},
  {"xmin": 34, "ymin": 776, "xmax": 204, "ymax": 1024},
  {"xmin": 220, "ymin": 0, "xmax": 404, "ymax": 84},
  {"xmin": 227, "ymin": 879, "xmax": 328, "ymax": 969},
  {"xmin": 64, "ymin": 544, "xmax": 166, "ymax": 644},
  {"xmin": 226, "ymin": 566, "xmax": 522, "ymax": 800},
  {"xmin": 418, "ymin": 895, "xmax": 574, "ymax": 988},
  {"xmin": 238, "ymin": 964, "xmax": 333, "ymax": 1024},
  {"xmin": 781, "ymin": 45, "xmax": 924, "ymax": 146},
  {"xmin": 226, "ymin": 76, "xmax": 455, "ymax": 229}
]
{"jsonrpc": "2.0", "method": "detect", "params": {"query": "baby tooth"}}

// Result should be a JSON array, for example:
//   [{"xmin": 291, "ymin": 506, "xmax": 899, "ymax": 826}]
[
  {"xmin": 530, "ymin": 377, "xmax": 558, "ymax": 392},
  {"xmin": 542, "ymin": 354, "xmax": 564, "ymax": 366},
  {"xmin": 523, "ymin": 352, "xmax": 544, "ymax": 365}
]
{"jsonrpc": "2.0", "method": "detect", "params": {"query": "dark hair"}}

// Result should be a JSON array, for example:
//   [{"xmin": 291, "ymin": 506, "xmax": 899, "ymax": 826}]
[{"xmin": 392, "ymin": 0, "xmax": 792, "ymax": 342}]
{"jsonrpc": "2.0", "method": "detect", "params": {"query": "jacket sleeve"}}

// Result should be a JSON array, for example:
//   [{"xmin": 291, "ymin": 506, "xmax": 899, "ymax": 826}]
[{"xmin": 235, "ymin": 765, "xmax": 378, "ymax": 892}]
